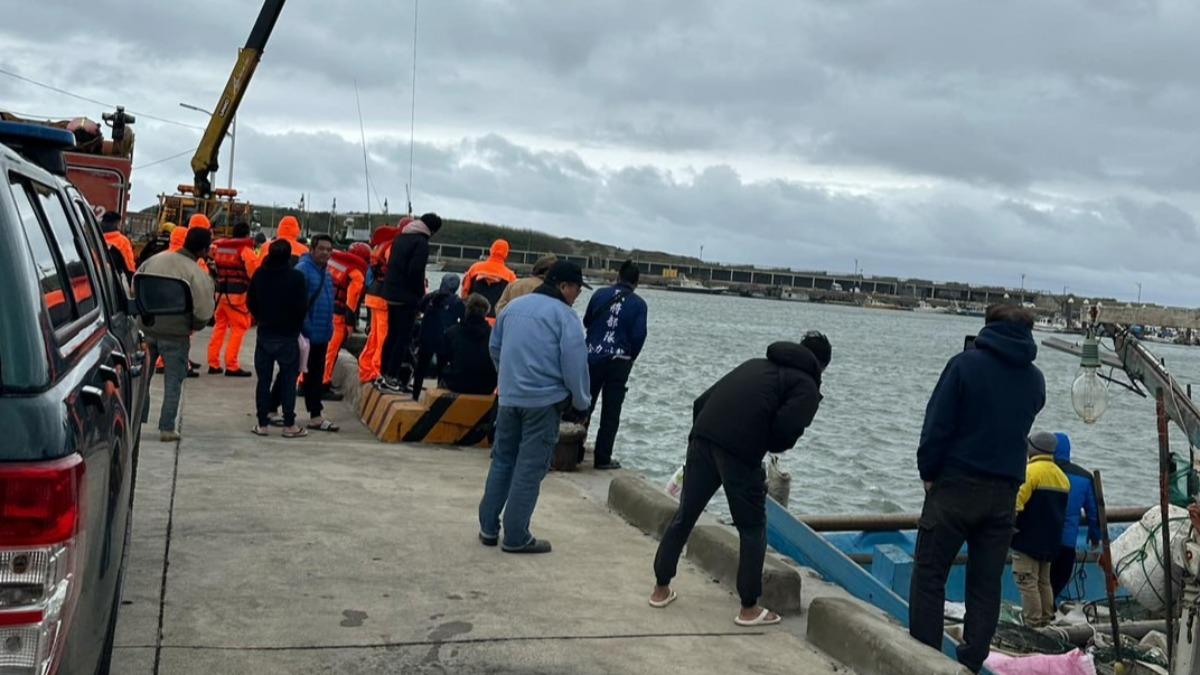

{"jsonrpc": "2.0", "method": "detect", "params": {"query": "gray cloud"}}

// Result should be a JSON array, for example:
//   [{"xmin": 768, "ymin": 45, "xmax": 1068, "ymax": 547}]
[{"xmin": 3, "ymin": 0, "xmax": 1200, "ymax": 305}]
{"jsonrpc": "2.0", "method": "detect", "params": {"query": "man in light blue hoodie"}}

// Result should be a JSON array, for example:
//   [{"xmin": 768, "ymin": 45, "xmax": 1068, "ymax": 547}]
[{"xmin": 478, "ymin": 260, "xmax": 592, "ymax": 554}]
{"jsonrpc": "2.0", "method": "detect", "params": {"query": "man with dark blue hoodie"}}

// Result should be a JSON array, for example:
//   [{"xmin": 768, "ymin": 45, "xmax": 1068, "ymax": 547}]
[
  {"xmin": 908, "ymin": 305, "xmax": 1045, "ymax": 673},
  {"xmin": 1050, "ymin": 432, "xmax": 1102, "ymax": 604}
]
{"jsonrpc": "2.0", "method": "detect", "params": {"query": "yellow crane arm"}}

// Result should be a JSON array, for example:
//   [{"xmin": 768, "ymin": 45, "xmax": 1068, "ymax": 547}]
[{"xmin": 190, "ymin": 0, "xmax": 285, "ymax": 197}]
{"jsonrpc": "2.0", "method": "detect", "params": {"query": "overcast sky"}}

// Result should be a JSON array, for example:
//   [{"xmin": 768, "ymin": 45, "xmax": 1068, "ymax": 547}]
[{"xmin": 3, "ymin": 0, "xmax": 1200, "ymax": 305}]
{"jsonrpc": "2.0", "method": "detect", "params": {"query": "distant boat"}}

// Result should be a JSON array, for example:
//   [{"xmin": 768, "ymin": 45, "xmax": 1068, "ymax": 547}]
[
  {"xmin": 665, "ymin": 274, "xmax": 728, "ymax": 295},
  {"xmin": 779, "ymin": 289, "xmax": 809, "ymax": 302},
  {"xmin": 864, "ymin": 297, "xmax": 908, "ymax": 311},
  {"xmin": 1033, "ymin": 317, "xmax": 1068, "ymax": 334},
  {"xmin": 912, "ymin": 301, "xmax": 950, "ymax": 314}
]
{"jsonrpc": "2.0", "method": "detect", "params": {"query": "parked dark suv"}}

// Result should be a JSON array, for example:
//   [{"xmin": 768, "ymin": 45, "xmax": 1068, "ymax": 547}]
[{"xmin": 0, "ymin": 121, "xmax": 167, "ymax": 674}]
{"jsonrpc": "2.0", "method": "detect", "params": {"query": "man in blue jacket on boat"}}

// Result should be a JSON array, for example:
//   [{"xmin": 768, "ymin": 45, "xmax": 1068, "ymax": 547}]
[
  {"xmin": 909, "ymin": 305, "xmax": 1045, "ymax": 673},
  {"xmin": 1050, "ymin": 432, "xmax": 1102, "ymax": 605}
]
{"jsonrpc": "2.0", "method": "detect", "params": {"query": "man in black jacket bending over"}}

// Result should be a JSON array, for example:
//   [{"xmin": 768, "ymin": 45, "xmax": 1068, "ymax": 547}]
[{"xmin": 650, "ymin": 332, "xmax": 830, "ymax": 626}]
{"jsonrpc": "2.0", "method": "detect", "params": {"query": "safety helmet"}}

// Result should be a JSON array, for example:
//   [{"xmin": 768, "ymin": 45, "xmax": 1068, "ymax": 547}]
[{"xmin": 349, "ymin": 242, "xmax": 372, "ymax": 262}]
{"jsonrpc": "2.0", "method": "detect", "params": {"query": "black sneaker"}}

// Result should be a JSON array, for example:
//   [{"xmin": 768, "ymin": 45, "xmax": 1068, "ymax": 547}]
[
  {"xmin": 208, "ymin": 366, "xmax": 224, "ymax": 375},
  {"xmin": 188, "ymin": 360, "xmax": 201, "ymax": 370},
  {"xmin": 224, "ymin": 368, "xmax": 252, "ymax": 378},
  {"xmin": 376, "ymin": 377, "xmax": 407, "ymax": 395},
  {"xmin": 502, "ymin": 538, "xmax": 552, "ymax": 554},
  {"xmin": 595, "ymin": 460, "xmax": 623, "ymax": 470},
  {"xmin": 479, "ymin": 532, "xmax": 498, "ymax": 547},
  {"xmin": 186, "ymin": 370, "xmax": 199, "ymax": 379}
]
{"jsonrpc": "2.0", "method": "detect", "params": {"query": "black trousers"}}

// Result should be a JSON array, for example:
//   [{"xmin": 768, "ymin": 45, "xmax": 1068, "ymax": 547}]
[
  {"xmin": 653, "ymin": 438, "xmax": 767, "ymax": 608},
  {"xmin": 411, "ymin": 345, "xmax": 440, "ymax": 401},
  {"xmin": 1049, "ymin": 545, "xmax": 1078, "ymax": 603},
  {"xmin": 908, "ymin": 474, "xmax": 1017, "ymax": 673},
  {"xmin": 256, "ymin": 337, "xmax": 300, "ymax": 427},
  {"xmin": 381, "ymin": 304, "xmax": 418, "ymax": 381},
  {"xmin": 588, "ymin": 358, "xmax": 633, "ymax": 466},
  {"xmin": 271, "ymin": 340, "xmax": 329, "ymax": 419}
]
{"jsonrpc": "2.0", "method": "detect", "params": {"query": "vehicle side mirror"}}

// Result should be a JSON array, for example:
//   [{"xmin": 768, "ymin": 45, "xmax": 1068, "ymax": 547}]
[{"xmin": 133, "ymin": 273, "xmax": 193, "ymax": 317}]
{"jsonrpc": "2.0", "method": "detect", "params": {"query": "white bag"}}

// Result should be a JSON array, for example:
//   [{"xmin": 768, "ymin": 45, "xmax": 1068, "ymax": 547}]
[
  {"xmin": 767, "ymin": 455, "xmax": 792, "ymax": 507},
  {"xmin": 298, "ymin": 335, "xmax": 310, "ymax": 373},
  {"xmin": 665, "ymin": 466, "xmax": 685, "ymax": 499},
  {"xmin": 1110, "ymin": 505, "xmax": 1192, "ymax": 613}
]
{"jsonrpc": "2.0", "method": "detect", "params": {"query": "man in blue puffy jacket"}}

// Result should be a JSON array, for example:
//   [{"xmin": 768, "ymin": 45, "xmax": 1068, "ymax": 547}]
[
  {"xmin": 295, "ymin": 235, "xmax": 338, "ymax": 432},
  {"xmin": 909, "ymin": 305, "xmax": 1045, "ymax": 673},
  {"xmin": 1050, "ymin": 432, "xmax": 1102, "ymax": 604}
]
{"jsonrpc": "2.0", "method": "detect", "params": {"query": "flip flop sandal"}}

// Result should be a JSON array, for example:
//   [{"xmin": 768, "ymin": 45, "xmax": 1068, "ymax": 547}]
[
  {"xmin": 734, "ymin": 608, "xmax": 781, "ymax": 627},
  {"xmin": 282, "ymin": 428, "xmax": 309, "ymax": 439},
  {"xmin": 250, "ymin": 426, "xmax": 269, "ymax": 437},
  {"xmin": 307, "ymin": 419, "xmax": 340, "ymax": 432},
  {"xmin": 648, "ymin": 591, "xmax": 678, "ymax": 609}
]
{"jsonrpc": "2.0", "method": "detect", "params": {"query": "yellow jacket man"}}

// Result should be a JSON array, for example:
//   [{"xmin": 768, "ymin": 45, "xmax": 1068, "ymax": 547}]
[{"xmin": 1011, "ymin": 431, "xmax": 1071, "ymax": 627}]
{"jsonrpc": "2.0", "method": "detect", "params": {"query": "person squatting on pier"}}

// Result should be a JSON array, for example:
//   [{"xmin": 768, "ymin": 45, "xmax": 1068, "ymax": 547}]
[
  {"xmin": 582, "ymin": 259, "xmax": 648, "ymax": 470},
  {"xmin": 440, "ymin": 294, "xmax": 498, "ymax": 395},
  {"xmin": 478, "ymin": 260, "xmax": 592, "ymax": 554},
  {"xmin": 320, "ymin": 241, "xmax": 371, "ymax": 400},
  {"xmin": 1050, "ymin": 432, "xmax": 1101, "ymax": 606},
  {"xmin": 378, "ymin": 213, "xmax": 443, "ymax": 394},
  {"xmin": 908, "ymin": 305, "xmax": 1045, "ymax": 673},
  {"xmin": 413, "ymin": 273, "xmax": 465, "ymax": 399},
  {"xmin": 1011, "ymin": 431, "xmax": 1070, "ymax": 628},
  {"xmin": 650, "ymin": 332, "xmax": 830, "ymax": 626}
]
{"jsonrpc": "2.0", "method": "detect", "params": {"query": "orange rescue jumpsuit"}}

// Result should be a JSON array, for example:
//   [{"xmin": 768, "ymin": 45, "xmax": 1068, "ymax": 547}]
[
  {"xmin": 103, "ymin": 230, "xmax": 136, "ymax": 275},
  {"xmin": 207, "ymin": 239, "xmax": 259, "ymax": 371},
  {"xmin": 461, "ymin": 239, "xmax": 517, "ymax": 325},
  {"xmin": 322, "ymin": 255, "xmax": 367, "ymax": 386},
  {"xmin": 259, "ymin": 215, "xmax": 309, "ymax": 263},
  {"xmin": 358, "ymin": 241, "xmax": 393, "ymax": 383}
]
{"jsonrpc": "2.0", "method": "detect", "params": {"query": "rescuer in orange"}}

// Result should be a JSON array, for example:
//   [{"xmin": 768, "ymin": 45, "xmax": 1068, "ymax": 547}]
[
  {"xmin": 321, "ymin": 242, "xmax": 370, "ymax": 398},
  {"xmin": 461, "ymin": 239, "xmax": 517, "ymax": 323},
  {"xmin": 357, "ymin": 219, "xmax": 408, "ymax": 383},
  {"xmin": 207, "ymin": 222, "xmax": 259, "ymax": 376},
  {"xmin": 100, "ymin": 211, "xmax": 136, "ymax": 279},
  {"xmin": 260, "ymin": 215, "xmax": 309, "ymax": 264}
]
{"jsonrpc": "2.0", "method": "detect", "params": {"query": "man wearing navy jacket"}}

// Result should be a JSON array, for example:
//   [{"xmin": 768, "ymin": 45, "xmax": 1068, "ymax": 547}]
[
  {"xmin": 583, "ymin": 260, "xmax": 648, "ymax": 470},
  {"xmin": 908, "ymin": 305, "xmax": 1045, "ymax": 673}
]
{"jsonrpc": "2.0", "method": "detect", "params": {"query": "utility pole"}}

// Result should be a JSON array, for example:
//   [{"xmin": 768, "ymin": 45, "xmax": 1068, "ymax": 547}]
[{"xmin": 1137, "ymin": 282, "xmax": 1143, "ymax": 305}]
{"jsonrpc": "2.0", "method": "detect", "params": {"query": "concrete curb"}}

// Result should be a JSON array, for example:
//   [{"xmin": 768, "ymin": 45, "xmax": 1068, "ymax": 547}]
[
  {"xmin": 606, "ymin": 474, "xmax": 805, "ymax": 613},
  {"xmin": 607, "ymin": 474, "xmax": 678, "ymax": 539},
  {"xmin": 686, "ymin": 525, "xmax": 804, "ymax": 613},
  {"xmin": 807, "ymin": 598, "xmax": 970, "ymax": 675}
]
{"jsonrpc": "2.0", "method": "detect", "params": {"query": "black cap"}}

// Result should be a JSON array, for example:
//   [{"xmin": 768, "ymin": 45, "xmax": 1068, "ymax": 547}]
[{"xmin": 544, "ymin": 260, "xmax": 592, "ymax": 289}]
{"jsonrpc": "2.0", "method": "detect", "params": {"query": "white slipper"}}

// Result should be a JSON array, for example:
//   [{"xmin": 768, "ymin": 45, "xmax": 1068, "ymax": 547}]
[
  {"xmin": 648, "ymin": 590, "xmax": 678, "ymax": 608},
  {"xmin": 734, "ymin": 608, "xmax": 782, "ymax": 626}
]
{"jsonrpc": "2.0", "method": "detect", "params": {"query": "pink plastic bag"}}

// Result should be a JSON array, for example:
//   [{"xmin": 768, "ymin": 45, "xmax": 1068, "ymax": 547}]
[{"xmin": 984, "ymin": 649, "xmax": 1096, "ymax": 675}]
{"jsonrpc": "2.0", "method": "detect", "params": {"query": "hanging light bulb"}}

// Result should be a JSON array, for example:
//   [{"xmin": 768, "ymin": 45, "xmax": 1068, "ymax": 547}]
[{"xmin": 1071, "ymin": 334, "xmax": 1108, "ymax": 424}]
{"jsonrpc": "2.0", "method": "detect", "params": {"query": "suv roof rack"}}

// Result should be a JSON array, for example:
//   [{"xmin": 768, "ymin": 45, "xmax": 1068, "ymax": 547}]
[{"xmin": 0, "ymin": 121, "xmax": 76, "ymax": 176}]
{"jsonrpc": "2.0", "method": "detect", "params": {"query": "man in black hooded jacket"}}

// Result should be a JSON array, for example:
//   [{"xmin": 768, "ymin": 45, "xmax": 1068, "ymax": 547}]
[
  {"xmin": 908, "ymin": 304, "xmax": 1045, "ymax": 673},
  {"xmin": 650, "ymin": 333, "xmax": 830, "ymax": 626}
]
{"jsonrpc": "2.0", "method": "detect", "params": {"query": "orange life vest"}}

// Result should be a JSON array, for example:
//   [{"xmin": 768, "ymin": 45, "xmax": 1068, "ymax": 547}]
[
  {"xmin": 329, "ymin": 250, "xmax": 369, "ymax": 314},
  {"xmin": 212, "ymin": 237, "xmax": 255, "ymax": 295}
]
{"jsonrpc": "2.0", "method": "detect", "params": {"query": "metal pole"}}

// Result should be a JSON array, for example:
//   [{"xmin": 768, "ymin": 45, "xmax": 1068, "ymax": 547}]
[
  {"xmin": 1158, "ymin": 389, "xmax": 1176, "ymax": 667},
  {"xmin": 1093, "ymin": 470, "xmax": 1123, "ymax": 663}
]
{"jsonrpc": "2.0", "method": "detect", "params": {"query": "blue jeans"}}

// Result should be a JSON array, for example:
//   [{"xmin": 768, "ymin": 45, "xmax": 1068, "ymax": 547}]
[
  {"xmin": 478, "ymin": 404, "xmax": 562, "ymax": 548},
  {"xmin": 147, "ymin": 336, "xmax": 190, "ymax": 432}
]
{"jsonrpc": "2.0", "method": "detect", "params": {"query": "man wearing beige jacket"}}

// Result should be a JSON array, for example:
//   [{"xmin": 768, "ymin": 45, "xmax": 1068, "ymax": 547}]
[
  {"xmin": 138, "ymin": 227, "xmax": 216, "ymax": 442},
  {"xmin": 495, "ymin": 254, "xmax": 557, "ymax": 315}
]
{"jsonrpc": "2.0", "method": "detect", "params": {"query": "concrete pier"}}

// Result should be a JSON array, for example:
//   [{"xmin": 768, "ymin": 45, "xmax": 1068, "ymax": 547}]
[{"xmin": 110, "ymin": 329, "xmax": 853, "ymax": 674}]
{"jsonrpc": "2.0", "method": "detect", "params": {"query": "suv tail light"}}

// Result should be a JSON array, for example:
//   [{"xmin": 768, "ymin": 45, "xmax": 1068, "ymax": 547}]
[{"xmin": 0, "ymin": 455, "xmax": 84, "ymax": 675}]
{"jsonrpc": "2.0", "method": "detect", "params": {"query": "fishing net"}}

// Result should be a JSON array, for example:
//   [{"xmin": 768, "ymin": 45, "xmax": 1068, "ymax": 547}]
[{"xmin": 991, "ymin": 622, "xmax": 1075, "ymax": 655}]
